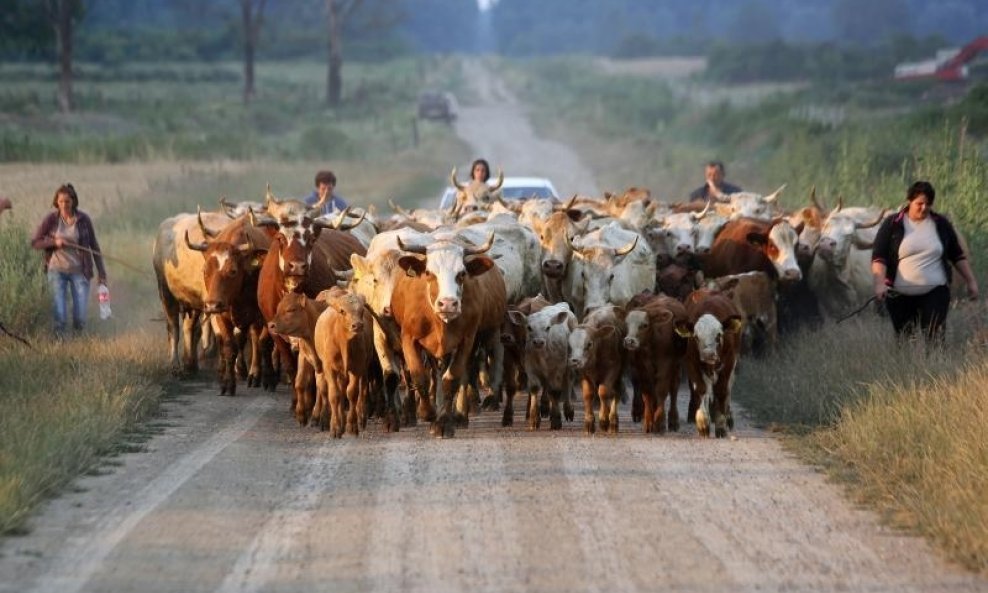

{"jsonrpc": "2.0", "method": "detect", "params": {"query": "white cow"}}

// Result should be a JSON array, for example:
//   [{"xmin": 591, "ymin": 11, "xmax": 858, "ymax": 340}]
[
  {"xmin": 809, "ymin": 207, "xmax": 886, "ymax": 319},
  {"xmin": 565, "ymin": 221, "xmax": 655, "ymax": 319},
  {"xmin": 457, "ymin": 219, "xmax": 542, "ymax": 303},
  {"xmin": 718, "ymin": 184, "xmax": 786, "ymax": 221}
]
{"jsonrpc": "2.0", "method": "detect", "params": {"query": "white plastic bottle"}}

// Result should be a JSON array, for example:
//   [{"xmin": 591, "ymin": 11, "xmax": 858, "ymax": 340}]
[{"xmin": 98, "ymin": 284, "xmax": 112, "ymax": 320}]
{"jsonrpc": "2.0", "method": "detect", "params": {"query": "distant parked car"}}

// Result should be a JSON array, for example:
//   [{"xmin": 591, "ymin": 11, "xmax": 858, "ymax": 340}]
[
  {"xmin": 417, "ymin": 90, "xmax": 458, "ymax": 123},
  {"xmin": 439, "ymin": 176, "xmax": 559, "ymax": 210}
]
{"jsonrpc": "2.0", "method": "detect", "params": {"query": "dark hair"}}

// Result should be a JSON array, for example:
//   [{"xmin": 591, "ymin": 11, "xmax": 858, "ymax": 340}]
[
  {"xmin": 471, "ymin": 158, "xmax": 491, "ymax": 182},
  {"xmin": 314, "ymin": 170, "xmax": 337, "ymax": 187},
  {"xmin": 52, "ymin": 183, "xmax": 79, "ymax": 212},
  {"xmin": 906, "ymin": 180, "xmax": 935, "ymax": 206},
  {"xmin": 706, "ymin": 160, "xmax": 726, "ymax": 173}
]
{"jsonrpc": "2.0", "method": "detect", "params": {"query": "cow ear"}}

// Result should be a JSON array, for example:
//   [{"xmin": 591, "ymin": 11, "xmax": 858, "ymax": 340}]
[
  {"xmin": 597, "ymin": 325, "xmax": 617, "ymax": 339},
  {"xmin": 794, "ymin": 220, "xmax": 806, "ymax": 235},
  {"xmin": 249, "ymin": 250, "xmax": 267, "ymax": 269},
  {"xmin": 464, "ymin": 255, "xmax": 495, "ymax": 276},
  {"xmin": 726, "ymin": 316, "xmax": 744, "ymax": 334},
  {"xmin": 552, "ymin": 310, "xmax": 570, "ymax": 325},
  {"xmin": 674, "ymin": 320, "xmax": 693, "ymax": 338},
  {"xmin": 397, "ymin": 254, "xmax": 426, "ymax": 277},
  {"xmin": 746, "ymin": 231, "xmax": 768, "ymax": 247},
  {"xmin": 507, "ymin": 310, "xmax": 527, "ymax": 326}
]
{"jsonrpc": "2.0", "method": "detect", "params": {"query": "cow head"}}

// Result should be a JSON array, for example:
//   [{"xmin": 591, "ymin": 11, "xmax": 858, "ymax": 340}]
[
  {"xmin": 656, "ymin": 211, "xmax": 700, "ymax": 257},
  {"xmin": 219, "ymin": 197, "xmax": 266, "ymax": 219},
  {"xmin": 519, "ymin": 303, "xmax": 575, "ymax": 352},
  {"xmin": 449, "ymin": 166, "xmax": 504, "ymax": 218},
  {"xmin": 396, "ymin": 232, "xmax": 496, "ymax": 322},
  {"xmin": 725, "ymin": 184, "xmax": 785, "ymax": 220},
  {"xmin": 571, "ymin": 234, "xmax": 639, "ymax": 313},
  {"xmin": 623, "ymin": 307, "xmax": 674, "ymax": 351},
  {"xmin": 185, "ymin": 225, "xmax": 266, "ymax": 314},
  {"xmin": 690, "ymin": 313, "xmax": 744, "ymax": 367},
  {"xmin": 816, "ymin": 208, "xmax": 886, "ymax": 269},
  {"xmin": 327, "ymin": 290, "xmax": 369, "ymax": 338},
  {"xmin": 745, "ymin": 218, "xmax": 804, "ymax": 284},
  {"xmin": 539, "ymin": 211, "xmax": 588, "ymax": 280},
  {"xmin": 268, "ymin": 292, "xmax": 320, "ymax": 338}
]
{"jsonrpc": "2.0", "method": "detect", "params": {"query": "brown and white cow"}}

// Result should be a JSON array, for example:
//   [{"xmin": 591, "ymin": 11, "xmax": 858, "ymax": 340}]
[
  {"xmin": 624, "ymin": 293, "xmax": 690, "ymax": 433},
  {"xmin": 568, "ymin": 305, "xmax": 627, "ymax": 434},
  {"xmin": 313, "ymin": 289, "xmax": 376, "ymax": 438},
  {"xmin": 492, "ymin": 294, "xmax": 551, "ymax": 424},
  {"xmin": 681, "ymin": 289, "xmax": 744, "ymax": 438},
  {"xmin": 700, "ymin": 216, "xmax": 804, "ymax": 285},
  {"xmin": 185, "ymin": 211, "xmax": 272, "ymax": 395},
  {"xmin": 390, "ymin": 232, "xmax": 507, "ymax": 438}
]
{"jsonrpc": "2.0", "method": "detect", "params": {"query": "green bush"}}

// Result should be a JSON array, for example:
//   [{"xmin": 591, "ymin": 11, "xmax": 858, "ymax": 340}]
[{"xmin": 0, "ymin": 218, "xmax": 47, "ymax": 334}]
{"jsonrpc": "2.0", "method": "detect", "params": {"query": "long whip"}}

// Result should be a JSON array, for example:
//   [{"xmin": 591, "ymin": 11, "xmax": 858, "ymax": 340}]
[
  {"xmin": 58, "ymin": 238, "xmax": 151, "ymax": 277},
  {"xmin": 0, "ymin": 320, "xmax": 33, "ymax": 349}
]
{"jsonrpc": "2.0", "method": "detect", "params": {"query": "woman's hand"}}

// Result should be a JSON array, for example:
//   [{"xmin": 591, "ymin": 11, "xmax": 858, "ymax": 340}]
[
  {"xmin": 54, "ymin": 236, "xmax": 65, "ymax": 248},
  {"xmin": 874, "ymin": 279, "xmax": 889, "ymax": 301},
  {"xmin": 967, "ymin": 281, "xmax": 979, "ymax": 301}
]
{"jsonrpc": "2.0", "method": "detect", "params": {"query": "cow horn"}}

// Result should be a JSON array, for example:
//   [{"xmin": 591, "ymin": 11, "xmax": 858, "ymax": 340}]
[
  {"xmin": 184, "ymin": 229, "xmax": 208, "ymax": 252},
  {"xmin": 489, "ymin": 168, "xmax": 504, "ymax": 191},
  {"xmin": 614, "ymin": 235, "xmax": 638, "ymax": 257},
  {"xmin": 450, "ymin": 167, "xmax": 466, "ymax": 191},
  {"xmin": 388, "ymin": 198, "xmax": 411, "ymax": 217},
  {"xmin": 219, "ymin": 196, "xmax": 238, "ymax": 218},
  {"xmin": 336, "ymin": 207, "xmax": 367, "ymax": 231},
  {"xmin": 835, "ymin": 195, "xmax": 844, "ymax": 213},
  {"xmin": 332, "ymin": 267, "xmax": 354, "ymax": 281},
  {"xmin": 691, "ymin": 199, "xmax": 712, "ymax": 221},
  {"xmin": 237, "ymin": 231, "xmax": 255, "ymax": 253},
  {"xmin": 396, "ymin": 235, "xmax": 428, "ymax": 255},
  {"xmin": 809, "ymin": 186, "xmax": 825, "ymax": 211},
  {"xmin": 464, "ymin": 232, "xmax": 495, "ymax": 256},
  {"xmin": 247, "ymin": 206, "xmax": 277, "ymax": 228},
  {"xmin": 197, "ymin": 205, "xmax": 219, "ymax": 238},
  {"xmin": 855, "ymin": 208, "xmax": 887, "ymax": 230},
  {"xmin": 764, "ymin": 183, "xmax": 786, "ymax": 203},
  {"xmin": 265, "ymin": 183, "xmax": 281, "ymax": 207}
]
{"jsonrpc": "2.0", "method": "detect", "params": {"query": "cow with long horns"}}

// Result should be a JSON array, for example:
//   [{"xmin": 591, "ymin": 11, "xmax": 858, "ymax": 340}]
[{"xmin": 389, "ymin": 231, "xmax": 507, "ymax": 438}]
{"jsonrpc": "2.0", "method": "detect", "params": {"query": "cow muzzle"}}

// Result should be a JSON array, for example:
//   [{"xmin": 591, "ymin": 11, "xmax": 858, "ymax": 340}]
[
  {"xmin": 623, "ymin": 337, "xmax": 639, "ymax": 351},
  {"xmin": 542, "ymin": 259, "xmax": 565, "ymax": 279},
  {"xmin": 204, "ymin": 301, "xmax": 227, "ymax": 314},
  {"xmin": 434, "ymin": 297, "xmax": 461, "ymax": 321}
]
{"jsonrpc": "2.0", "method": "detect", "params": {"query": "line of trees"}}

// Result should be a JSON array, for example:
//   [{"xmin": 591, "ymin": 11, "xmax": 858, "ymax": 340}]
[{"xmin": 0, "ymin": 0, "xmax": 480, "ymax": 111}]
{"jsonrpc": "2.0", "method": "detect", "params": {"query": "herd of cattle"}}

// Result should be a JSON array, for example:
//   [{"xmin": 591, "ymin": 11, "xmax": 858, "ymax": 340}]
[{"xmin": 152, "ymin": 168, "xmax": 891, "ymax": 439}]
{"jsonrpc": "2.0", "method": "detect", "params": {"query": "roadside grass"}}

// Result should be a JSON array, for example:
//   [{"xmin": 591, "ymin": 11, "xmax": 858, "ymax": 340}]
[
  {"xmin": 0, "ymin": 331, "xmax": 167, "ymax": 534},
  {"xmin": 500, "ymin": 55, "xmax": 988, "ymax": 572},
  {"xmin": 0, "ymin": 55, "xmax": 466, "ymax": 534}
]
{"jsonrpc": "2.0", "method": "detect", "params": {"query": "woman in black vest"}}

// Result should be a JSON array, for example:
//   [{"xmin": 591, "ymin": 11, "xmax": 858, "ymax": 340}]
[{"xmin": 871, "ymin": 181, "xmax": 978, "ymax": 344}]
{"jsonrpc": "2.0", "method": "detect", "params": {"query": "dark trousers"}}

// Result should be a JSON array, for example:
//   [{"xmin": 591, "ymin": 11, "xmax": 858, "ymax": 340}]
[{"xmin": 885, "ymin": 285, "xmax": 950, "ymax": 344}]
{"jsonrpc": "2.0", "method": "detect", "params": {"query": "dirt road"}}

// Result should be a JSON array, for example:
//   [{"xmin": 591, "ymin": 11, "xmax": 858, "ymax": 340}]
[{"xmin": 1, "ymin": 60, "xmax": 985, "ymax": 593}]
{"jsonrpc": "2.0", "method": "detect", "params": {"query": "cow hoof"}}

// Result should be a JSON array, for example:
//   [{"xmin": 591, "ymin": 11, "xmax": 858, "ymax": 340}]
[
  {"xmin": 430, "ymin": 416, "xmax": 456, "ymax": 438},
  {"xmin": 668, "ymin": 416, "xmax": 680, "ymax": 432},
  {"xmin": 715, "ymin": 426, "xmax": 728, "ymax": 438},
  {"xmin": 584, "ymin": 418, "xmax": 595, "ymax": 435},
  {"xmin": 608, "ymin": 421, "xmax": 619, "ymax": 435},
  {"xmin": 564, "ymin": 403, "xmax": 574, "ymax": 422},
  {"xmin": 550, "ymin": 414, "xmax": 563, "ymax": 431},
  {"xmin": 727, "ymin": 413, "xmax": 735, "ymax": 430},
  {"xmin": 454, "ymin": 412, "xmax": 469, "ymax": 428},
  {"xmin": 481, "ymin": 395, "xmax": 500, "ymax": 411},
  {"xmin": 501, "ymin": 408, "xmax": 513, "ymax": 427}
]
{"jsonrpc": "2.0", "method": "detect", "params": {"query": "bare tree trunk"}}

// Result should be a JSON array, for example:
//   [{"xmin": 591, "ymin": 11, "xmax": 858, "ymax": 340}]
[
  {"xmin": 325, "ymin": 0, "xmax": 363, "ymax": 107},
  {"xmin": 241, "ymin": 0, "xmax": 267, "ymax": 104},
  {"xmin": 326, "ymin": 0, "xmax": 342, "ymax": 107},
  {"xmin": 55, "ymin": 0, "xmax": 74, "ymax": 114}
]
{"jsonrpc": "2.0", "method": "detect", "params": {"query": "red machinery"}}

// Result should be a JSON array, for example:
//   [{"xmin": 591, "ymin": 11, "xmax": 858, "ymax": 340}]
[{"xmin": 894, "ymin": 36, "xmax": 988, "ymax": 81}]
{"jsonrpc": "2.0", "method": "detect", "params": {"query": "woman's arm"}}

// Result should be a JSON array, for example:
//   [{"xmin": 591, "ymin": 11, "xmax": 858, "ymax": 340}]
[
  {"xmin": 954, "ymin": 259, "xmax": 979, "ymax": 300},
  {"xmin": 30, "ymin": 214, "xmax": 57, "ymax": 250},
  {"xmin": 871, "ymin": 260, "xmax": 890, "ymax": 301}
]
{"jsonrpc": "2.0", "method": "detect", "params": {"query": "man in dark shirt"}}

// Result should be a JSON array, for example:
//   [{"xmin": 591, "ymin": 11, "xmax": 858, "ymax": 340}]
[
  {"xmin": 303, "ymin": 170, "xmax": 347, "ymax": 215},
  {"xmin": 689, "ymin": 160, "xmax": 741, "ymax": 202}
]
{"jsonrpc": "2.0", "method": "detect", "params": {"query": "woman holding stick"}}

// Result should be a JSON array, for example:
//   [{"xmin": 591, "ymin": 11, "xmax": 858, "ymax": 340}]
[{"xmin": 31, "ymin": 183, "xmax": 108, "ymax": 337}]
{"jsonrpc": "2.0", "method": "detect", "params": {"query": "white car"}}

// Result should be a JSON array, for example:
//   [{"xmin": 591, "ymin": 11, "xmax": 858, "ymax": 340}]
[{"xmin": 439, "ymin": 176, "xmax": 559, "ymax": 210}]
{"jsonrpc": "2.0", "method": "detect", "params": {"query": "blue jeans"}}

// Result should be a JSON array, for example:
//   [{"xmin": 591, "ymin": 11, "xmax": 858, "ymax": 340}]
[{"xmin": 47, "ymin": 270, "xmax": 90, "ymax": 335}]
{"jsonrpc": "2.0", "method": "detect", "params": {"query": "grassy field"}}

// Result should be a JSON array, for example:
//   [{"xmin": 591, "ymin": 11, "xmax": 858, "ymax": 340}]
[
  {"xmin": 0, "ymin": 57, "xmax": 466, "ymax": 534},
  {"xmin": 499, "ymin": 55, "xmax": 988, "ymax": 572}
]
